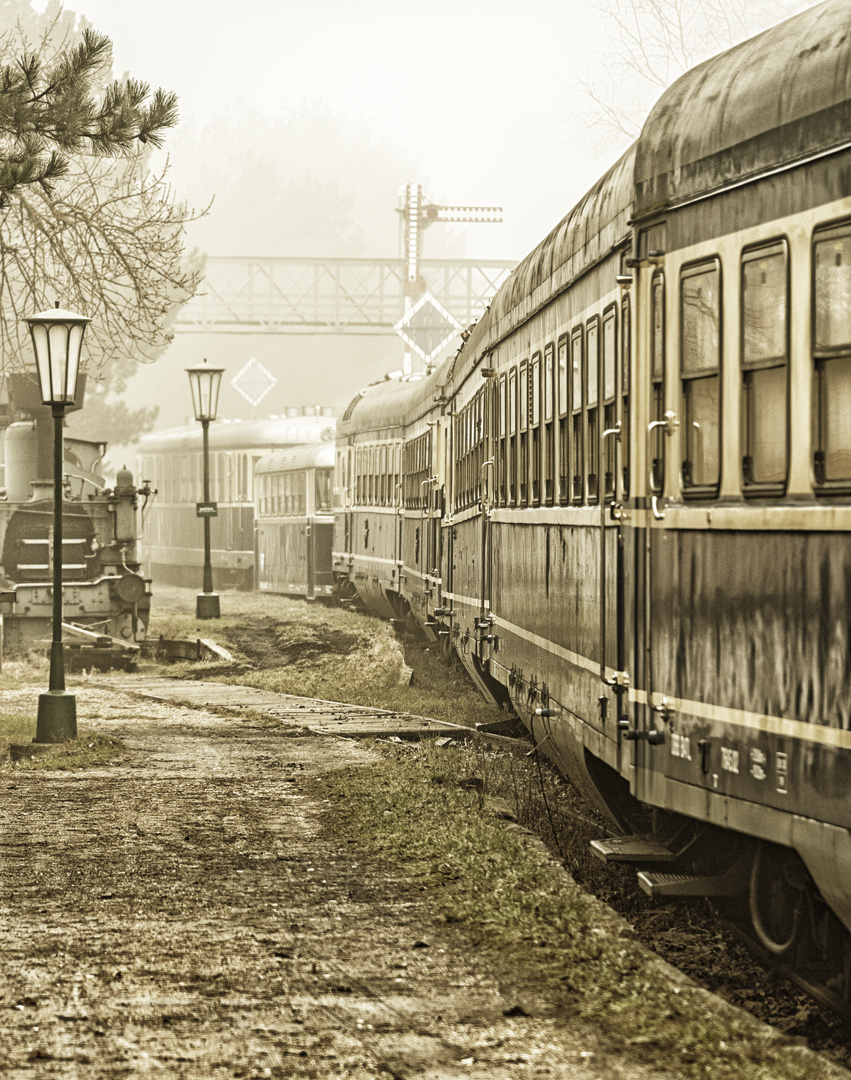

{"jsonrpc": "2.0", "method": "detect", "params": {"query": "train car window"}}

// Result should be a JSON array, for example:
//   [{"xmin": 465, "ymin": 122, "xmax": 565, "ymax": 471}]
[
  {"xmin": 465, "ymin": 404, "xmax": 472, "ymax": 508},
  {"xmin": 508, "ymin": 367, "xmax": 517, "ymax": 505},
  {"xmin": 602, "ymin": 307, "xmax": 617, "ymax": 500},
  {"xmin": 586, "ymin": 318, "xmax": 600, "ymax": 503},
  {"xmin": 571, "ymin": 328, "xmax": 584, "ymax": 503},
  {"xmin": 463, "ymin": 409, "xmax": 469, "ymax": 508},
  {"xmin": 519, "ymin": 361, "xmax": 529, "ymax": 505},
  {"xmin": 457, "ymin": 411, "xmax": 463, "ymax": 510},
  {"xmin": 316, "ymin": 469, "xmax": 332, "ymax": 513},
  {"xmin": 650, "ymin": 274, "xmax": 666, "ymax": 493},
  {"xmin": 297, "ymin": 471, "xmax": 307, "ymax": 516},
  {"xmin": 741, "ymin": 241, "xmax": 788, "ymax": 492},
  {"xmin": 478, "ymin": 388, "xmax": 486, "ymax": 504},
  {"xmin": 621, "ymin": 297, "xmax": 631, "ymax": 498},
  {"xmin": 557, "ymin": 337, "xmax": 569, "ymax": 504},
  {"xmin": 814, "ymin": 223, "xmax": 851, "ymax": 485},
  {"xmin": 498, "ymin": 374, "xmax": 507, "ymax": 506},
  {"xmin": 530, "ymin": 353, "xmax": 541, "ymax": 505},
  {"xmin": 681, "ymin": 260, "xmax": 721, "ymax": 494},
  {"xmin": 544, "ymin": 343, "xmax": 555, "ymax": 504}
]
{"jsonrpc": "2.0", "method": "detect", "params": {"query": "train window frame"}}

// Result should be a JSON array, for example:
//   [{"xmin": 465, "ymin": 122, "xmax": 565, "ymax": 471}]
[
  {"xmin": 543, "ymin": 342, "xmax": 556, "ymax": 505},
  {"xmin": 586, "ymin": 316, "xmax": 600, "ymax": 504},
  {"xmin": 602, "ymin": 305, "xmax": 618, "ymax": 501},
  {"xmin": 530, "ymin": 352, "xmax": 542, "ymax": 506},
  {"xmin": 557, "ymin": 336, "xmax": 570, "ymax": 504},
  {"xmin": 508, "ymin": 367, "xmax": 518, "ymax": 506},
  {"xmin": 680, "ymin": 258, "xmax": 722, "ymax": 498},
  {"xmin": 813, "ymin": 219, "xmax": 851, "ymax": 491},
  {"xmin": 519, "ymin": 360, "xmax": 529, "ymax": 505},
  {"xmin": 498, "ymin": 373, "xmax": 507, "ymax": 506},
  {"xmin": 741, "ymin": 239, "xmax": 789, "ymax": 496},
  {"xmin": 621, "ymin": 295, "xmax": 631, "ymax": 498},
  {"xmin": 570, "ymin": 327, "xmax": 584, "ymax": 503}
]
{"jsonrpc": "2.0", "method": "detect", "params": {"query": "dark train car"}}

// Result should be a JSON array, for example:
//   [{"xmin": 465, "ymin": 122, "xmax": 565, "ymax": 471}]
[
  {"xmin": 0, "ymin": 373, "xmax": 151, "ymax": 653},
  {"xmin": 332, "ymin": 376, "xmax": 428, "ymax": 619},
  {"xmin": 137, "ymin": 409, "xmax": 334, "ymax": 591},
  {"xmin": 334, "ymin": 2, "xmax": 851, "ymax": 1010},
  {"xmin": 255, "ymin": 442, "xmax": 335, "ymax": 599}
]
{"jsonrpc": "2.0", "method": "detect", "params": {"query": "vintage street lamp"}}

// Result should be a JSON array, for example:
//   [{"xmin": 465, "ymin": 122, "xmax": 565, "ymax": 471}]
[
  {"xmin": 26, "ymin": 304, "xmax": 91, "ymax": 743},
  {"xmin": 186, "ymin": 359, "xmax": 224, "ymax": 619}
]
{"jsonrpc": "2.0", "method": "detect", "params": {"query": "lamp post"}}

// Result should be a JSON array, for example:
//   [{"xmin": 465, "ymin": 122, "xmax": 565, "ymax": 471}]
[
  {"xmin": 26, "ymin": 305, "xmax": 91, "ymax": 743},
  {"xmin": 186, "ymin": 359, "xmax": 224, "ymax": 619}
]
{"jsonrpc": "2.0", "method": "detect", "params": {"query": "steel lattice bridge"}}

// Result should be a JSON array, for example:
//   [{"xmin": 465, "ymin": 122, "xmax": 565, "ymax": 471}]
[{"xmin": 174, "ymin": 255, "xmax": 516, "ymax": 336}]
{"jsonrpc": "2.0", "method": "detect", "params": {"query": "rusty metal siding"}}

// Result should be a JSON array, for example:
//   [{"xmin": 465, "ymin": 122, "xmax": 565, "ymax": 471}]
[
  {"xmin": 650, "ymin": 146, "xmax": 851, "ymax": 253},
  {"xmin": 648, "ymin": 528, "xmax": 851, "ymax": 828}
]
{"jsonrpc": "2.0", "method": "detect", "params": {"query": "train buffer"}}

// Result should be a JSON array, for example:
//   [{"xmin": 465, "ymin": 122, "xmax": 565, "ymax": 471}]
[{"xmin": 55, "ymin": 621, "xmax": 141, "ymax": 673}]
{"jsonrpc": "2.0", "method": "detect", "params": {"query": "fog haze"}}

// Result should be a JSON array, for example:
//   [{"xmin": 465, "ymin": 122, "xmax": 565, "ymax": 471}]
[{"xmin": 46, "ymin": 0, "xmax": 807, "ymax": 450}]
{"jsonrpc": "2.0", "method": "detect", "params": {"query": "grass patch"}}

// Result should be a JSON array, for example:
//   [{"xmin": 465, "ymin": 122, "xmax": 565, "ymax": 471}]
[
  {"xmin": 0, "ymin": 710, "xmax": 37, "ymax": 747},
  {"xmin": 146, "ymin": 586, "xmax": 503, "ymax": 728},
  {"xmin": 322, "ymin": 741, "xmax": 831, "ymax": 1080},
  {"xmin": 0, "ymin": 728, "xmax": 124, "ymax": 771}
]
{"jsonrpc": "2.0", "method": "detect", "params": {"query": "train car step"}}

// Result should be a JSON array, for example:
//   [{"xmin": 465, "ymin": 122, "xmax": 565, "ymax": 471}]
[{"xmin": 590, "ymin": 835, "xmax": 678, "ymax": 864}]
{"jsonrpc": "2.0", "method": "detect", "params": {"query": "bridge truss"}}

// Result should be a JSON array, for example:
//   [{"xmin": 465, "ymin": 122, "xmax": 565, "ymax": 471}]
[{"xmin": 174, "ymin": 256, "xmax": 515, "ymax": 335}]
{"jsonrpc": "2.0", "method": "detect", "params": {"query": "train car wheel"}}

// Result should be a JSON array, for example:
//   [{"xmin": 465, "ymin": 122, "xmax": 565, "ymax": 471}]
[{"xmin": 749, "ymin": 840, "xmax": 809, "ymax": 956}]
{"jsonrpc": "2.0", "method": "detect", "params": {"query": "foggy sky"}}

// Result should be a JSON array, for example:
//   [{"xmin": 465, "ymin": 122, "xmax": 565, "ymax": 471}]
[{"xmin": 51, "ymin": 0, "xmax": 809, "ymax": 457}]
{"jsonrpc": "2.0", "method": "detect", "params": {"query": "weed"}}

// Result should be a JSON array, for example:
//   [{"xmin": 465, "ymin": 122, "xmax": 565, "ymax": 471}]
[
  {"xmin": 322, "ymin": 744, "xmax": 831, "ymax": 1080},
  {"xmin": 1, "ymin": 733, "xmax": 124, "ymax": 771},
  {"xmin": 146, "ymin": 587, "xmax": 502, "ymax": 729}
]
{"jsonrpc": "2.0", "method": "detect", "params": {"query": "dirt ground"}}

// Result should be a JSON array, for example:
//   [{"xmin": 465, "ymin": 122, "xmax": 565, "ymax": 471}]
[{"xmin": 0, "ymin": 680, "xmax": 692, "ymax": 1080}]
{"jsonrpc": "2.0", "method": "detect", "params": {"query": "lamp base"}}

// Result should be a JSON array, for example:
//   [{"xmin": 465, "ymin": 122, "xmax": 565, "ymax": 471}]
[
  {"xmin": 35, "ymin": 691, "xmax": 77, "ymax": 744},
  {"xmin": 196, "ymin": 592, "xmax": 221, "ymax": 619}
]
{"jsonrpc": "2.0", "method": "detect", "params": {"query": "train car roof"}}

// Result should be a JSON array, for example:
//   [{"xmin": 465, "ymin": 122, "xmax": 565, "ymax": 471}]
[
  {"xmin": 137, "ymin": 415, "xmax": 336, "ymax": 454},
  {"xmin": 436, "ymin": 147, "xmax": 633, "ymax": 393},
  {"xmin": 254, "ymin": 442, "xmax": 335, "ymax": 474},
  {"xmin": 634, "ymin": 1, "xmax": 850, "ymax": 217},
  {"xmin": 338, "ymin": 370, "xmax": 442, "ymax": 436}
]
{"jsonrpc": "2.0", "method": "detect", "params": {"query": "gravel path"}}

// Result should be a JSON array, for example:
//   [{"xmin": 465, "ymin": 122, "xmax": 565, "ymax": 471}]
[{"xmin": 0, "ymin": 683, "xmax": 672, "ymax": 1080}]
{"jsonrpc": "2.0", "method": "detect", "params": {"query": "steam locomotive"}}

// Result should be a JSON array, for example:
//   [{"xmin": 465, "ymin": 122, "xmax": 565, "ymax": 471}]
[
  {"xmin": 0, "ymin": 373, "xmax": 151, "ymax": 664},
  {"xmin": 331, "ymin": 1, "xmax": 851, "ymax": 1012}
]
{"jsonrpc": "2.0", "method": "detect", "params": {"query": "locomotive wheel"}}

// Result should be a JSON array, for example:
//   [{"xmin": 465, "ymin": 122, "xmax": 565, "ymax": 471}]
[{"xmin": 749, "ymin": 840, "xmax": 809, "ymax": 957}]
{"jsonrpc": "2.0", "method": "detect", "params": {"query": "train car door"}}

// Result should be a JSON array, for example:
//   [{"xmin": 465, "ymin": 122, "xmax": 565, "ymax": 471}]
[
  {"xmin": 630, "ymin": 252, "xmax": 676, "ymax": 801},
  {"xmin": 306, "ymin": 467, "xmax": 316, "ymax": 601},
  {"xmin": 600, "ymin": 305, "xmax": 629, "ymax": 735},
  {"xmin": 478, "ymin": 376, "xmax": 496, "ymax": 665},
  {"xmin": 393, "ymin": 442, "xmax": 404, "ymax": 593},
  {"xmin": 344, "ymin": 445, "xmax": 354, "ymax": 556}
]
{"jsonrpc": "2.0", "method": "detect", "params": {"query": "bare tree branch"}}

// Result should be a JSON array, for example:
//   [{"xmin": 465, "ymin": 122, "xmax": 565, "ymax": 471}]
[
  {"xmin": 579, "ymin": 0, "xmax": 804, "ymax": 147},
  {"xmin": 0, "ymin": 4, "xmax": 206, "ymax": 443}
]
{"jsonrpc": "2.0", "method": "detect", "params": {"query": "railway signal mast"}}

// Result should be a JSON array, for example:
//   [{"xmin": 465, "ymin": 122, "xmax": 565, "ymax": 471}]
[{"xmin": 396, "ymin": 182, "xmax": 503, "ymax": 373}]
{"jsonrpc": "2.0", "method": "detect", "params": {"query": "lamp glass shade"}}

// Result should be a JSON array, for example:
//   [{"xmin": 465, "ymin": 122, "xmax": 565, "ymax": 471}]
[
  {"xmin": 26, "ymin": 307, "xmax": 91, "ymax": 406},
  {"xmin": 186, "ymin": 361, "xmax": 225, "ymax": 422}
]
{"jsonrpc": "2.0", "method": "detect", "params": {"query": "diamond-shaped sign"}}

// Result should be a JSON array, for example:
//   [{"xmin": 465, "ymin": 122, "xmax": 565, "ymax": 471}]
[
  {"xmin": 395, "ymin": 293, "xmax": 461, "ymax": 363},
  {"xmin": 231, "ymin": 358, "xmax": 277, "ymax": 407}
]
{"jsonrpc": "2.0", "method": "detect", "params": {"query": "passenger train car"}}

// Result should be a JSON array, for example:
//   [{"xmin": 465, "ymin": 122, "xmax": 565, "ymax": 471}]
[
  {"xmin": 0, "ymin": 373, "xmax": 151, "ymax": 655},
  {"xmin": 136, "ymin": 408, "xmax": 334, "ymax": 591},
  {"xmin": 254, "ymin": 442, "xmax": 335, "ymax": 599},
  {"xmin": 333, "ymin": 2, "xmax": 851, "ymax": 1010}
]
